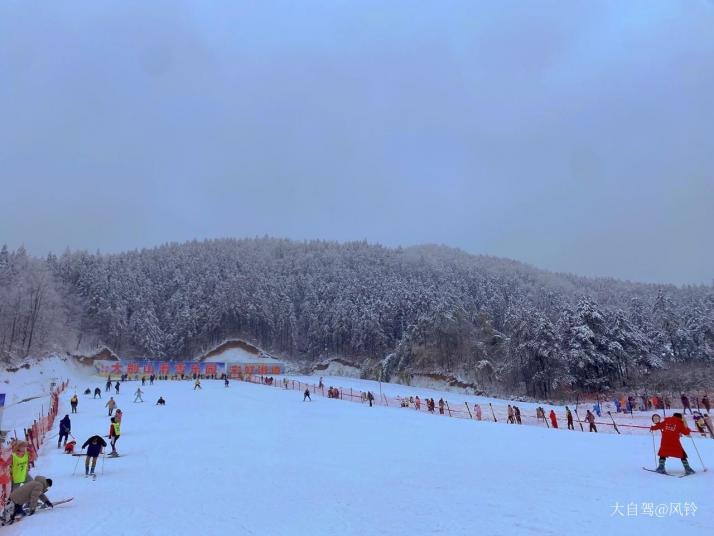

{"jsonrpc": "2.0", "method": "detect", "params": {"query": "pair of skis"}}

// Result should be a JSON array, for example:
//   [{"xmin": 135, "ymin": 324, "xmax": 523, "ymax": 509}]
[
  {"xmin": 1, "ymin": 498, "xmax": 73, "ymax": 526},
  {"xmin": 642, "ymin": 467, "xmax": 696, "ymax": 478}
]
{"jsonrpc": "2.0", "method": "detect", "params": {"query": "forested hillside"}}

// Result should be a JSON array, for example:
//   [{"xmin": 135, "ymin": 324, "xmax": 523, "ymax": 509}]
[{"xmin": 1, "ymin": 238, "xmax": 712, "ymax": 396}]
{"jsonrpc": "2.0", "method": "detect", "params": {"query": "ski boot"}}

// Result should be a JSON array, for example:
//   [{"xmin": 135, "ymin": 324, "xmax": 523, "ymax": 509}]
[
  {"xmin": 655, "ymin": 458, "xmax": 667, "ymax": 474},
  {"xmin": 683, "ymin": 459, "xmax": 696, "ymax": 475}
]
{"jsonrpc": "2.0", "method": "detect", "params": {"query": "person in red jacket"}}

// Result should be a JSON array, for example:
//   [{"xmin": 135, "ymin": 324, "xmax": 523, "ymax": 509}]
[
  {"xmin": 549, "ymin": 409, "xmax": 558, "ymax": 429},
  {"xmin": 650, "ymin": 413, "xmax": 695, "ymax": 474}
]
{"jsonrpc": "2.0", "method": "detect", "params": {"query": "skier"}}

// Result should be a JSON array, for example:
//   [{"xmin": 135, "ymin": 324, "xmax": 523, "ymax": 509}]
[
  {"xmin": 94, "ymin": 387, "xmax": 102, "ymax": 399},
  {"xmin": 565, "ymin": 407, "xmax": 574, "ymax": 430},
  {"xmin": 514, "ymin": 406, "xmax": 522, "ymax": 424},
  {"xmin": 6, "ymin": 476, "xmax": 52, "ymax": 523},
  {"xmin": 681, "ymin": 394, "xmax": 692, "ymax": 415},
  {"xmin": 703, "ymin": 394, "xmax": 711, "ymax": 413},
  {"xmin": 9, "ymin": 441, "xmax": 31, "ymax": 491},
  {"xmin": 70, "ymin": 394, "xmax": 78, "ymax": 414},
  {"xmin": 105, "ymin": 397, "xmax": 117, "ymax": 416},
  {"xmin": 303, "ymin": 388, "xmax": 311, "ymax": 402},
  {"xmin": 105, "ymin": 377, "xmax": 112, "ymax": 392},
  {"xmin": 692, "ymin": 412, "xmax": 707, "ymax": 437},
  {"xmin": 650, "ymin": 413, "xmax": 695, "ymax": 474},
  {"xmin": 114, "ymin": 408, "xmax": 123, "ymax": 424},
  {"xmin": 84, "ymin": 388, "xmax": 91, "ymax": 395},
  {"xmin": 224, "ymin": 378, "xmax": 229, "ymax": 387},
  {"xmin": 585, "ymin": 410, "xmax": 597, "ymax": 432},
  {"xmin": 194, "ymin": 378, "xmax": 202, "ymax": 390},
  {"xmin": 549, "ymin": 409, "xmax": 558, "ymax": 429},
  {"xmin": 367, "ymin": 391, "xmax": 374, "ymax": 407},
  {"xmin": 149, "ymin": 374, "xmax": 155, "ymax": 385},
  {"xmin": 438, "ymin": 398, "xmax": 445, "ymax": 415},
  {"xmin": 81, "ymin": 435, "xmax": 107, "ymax": 477},
  {"xmin": 507, "ymin": 405, "xmax": 515, "ymax": 424},
  {"xmin": 156, "ymin": 396, "xmax": 166, "ymax": 405},
  {"xmin": 141, "ymin": 376, "xmax": 146, "ymax": 386},
  {"xmin": 115, "ymin": 381, "xmax": 120, "ymax": 395},
  {"xmin": 703, "ymin": 413, "xmax": 714, "ymax": 439},
  {"xmin": 475, "ymin": 403, "xmax": 482, "ymax": 421},
  {"xmin": 415, "ymin": 396, "xmax": 421, "ymax": 410},
  {"xmin": 108, "ymin": 417, "xmax": 121, "ymax": 456},
  {"xmin": 57, "ymin": 415, "xmax": 71, "ymax": 448},
  {"xmin": 134, "ymin": 388, "xmax": 144, "ymax": 403}
]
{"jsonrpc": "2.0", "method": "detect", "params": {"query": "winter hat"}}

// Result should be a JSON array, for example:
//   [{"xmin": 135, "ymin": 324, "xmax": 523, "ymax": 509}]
[{"xmin": 46, "ymin": 478, "xmax": 53, "ymax": 487}]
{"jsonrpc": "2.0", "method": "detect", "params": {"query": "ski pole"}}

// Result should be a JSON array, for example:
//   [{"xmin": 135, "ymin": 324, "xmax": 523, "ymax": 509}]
[
  {"xmin": 689, "ymin": 436, "xmax": 707, "ymax": 472},
  {"xmin": 489, "ymin": 403, "xmax": 497, "ymax": 422},
  {"xmin": 73, "ymin": 454, "xmax": 81, "ymax": 475},
  {"xmin": 102, "ymin": 451, "xmax": 106, "ymax": 475},
  {"xmin": 650, "ymin": 432, "xmax": 657, "ymax": 468},
  {"xmin": 607, "ymin": 411, "xmax": 621, "ymax": 434}
]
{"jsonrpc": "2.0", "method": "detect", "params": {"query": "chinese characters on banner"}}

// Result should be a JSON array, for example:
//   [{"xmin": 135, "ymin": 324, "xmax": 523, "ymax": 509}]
[{"xmin": 94, "ymin": 360, "xmax": 285, "ymax": 377}]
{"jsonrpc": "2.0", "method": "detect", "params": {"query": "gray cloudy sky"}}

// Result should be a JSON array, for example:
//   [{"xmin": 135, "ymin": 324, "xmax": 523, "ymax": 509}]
[{"xmin": 1, "ymin": 1, "xmax": 713, "ymax": 285}]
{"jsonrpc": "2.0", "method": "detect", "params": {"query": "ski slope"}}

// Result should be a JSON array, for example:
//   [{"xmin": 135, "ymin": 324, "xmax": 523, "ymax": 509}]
[{"xmin": 4, "ymin": 367, "xmax": 713, "ymax": 536}]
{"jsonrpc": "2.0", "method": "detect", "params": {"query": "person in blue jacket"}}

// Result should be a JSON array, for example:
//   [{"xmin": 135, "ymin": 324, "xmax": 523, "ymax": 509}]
[
  {"xmin": 57, "ymin": 415, "xmax": 71, "ymax": 448},
  {"xmin": 81, "ymin": 435, "xmax": 107, "ymax": 476}
]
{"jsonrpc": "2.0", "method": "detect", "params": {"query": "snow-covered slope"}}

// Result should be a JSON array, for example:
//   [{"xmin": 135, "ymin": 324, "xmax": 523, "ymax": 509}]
[
  {"xmin": 1, "ymin": 355, "xmax": 88, "ymax": 433},
  {"xmin": 5, "ymin": 373, "xmax": 713, "ymax": 536}
]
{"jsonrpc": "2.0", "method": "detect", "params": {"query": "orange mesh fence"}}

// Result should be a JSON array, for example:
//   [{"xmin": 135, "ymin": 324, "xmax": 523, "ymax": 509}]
[{"xmin": 1, "ymin": 380, "xmax": 68, "ymax": 506}]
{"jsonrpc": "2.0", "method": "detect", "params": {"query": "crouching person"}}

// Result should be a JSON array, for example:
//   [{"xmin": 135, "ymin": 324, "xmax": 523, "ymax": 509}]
[{"xmin": 7, "ymin": 476, "xmax": 53, "ymax": 523}]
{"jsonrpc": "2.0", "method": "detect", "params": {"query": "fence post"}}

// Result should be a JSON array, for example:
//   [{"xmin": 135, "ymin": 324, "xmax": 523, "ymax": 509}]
[
  {"xmin": 464, "ymin": 402, "xmax": 473, "ymax": 419},
  {"xmin": 445, "ymin": 401, "xmax": 452, "ymax": 417}
]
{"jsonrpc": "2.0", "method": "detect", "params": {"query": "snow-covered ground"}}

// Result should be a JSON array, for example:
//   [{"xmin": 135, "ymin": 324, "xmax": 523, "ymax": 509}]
[
  {"xmin": 1, "ymin": 355, "xmax": 82, "ymax": 434},
  {"xmin": 3, "ymin": 365, "xmax": 713, "ymax": 535}
]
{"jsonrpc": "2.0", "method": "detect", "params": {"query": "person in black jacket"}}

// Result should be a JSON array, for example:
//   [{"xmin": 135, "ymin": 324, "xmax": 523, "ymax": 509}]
[
  {"xmin": 57, "ymin": 415, "xmax": 71, "ymax": 448},
  {"xmin": 81, "ymin": 435, "xmax": 107, "ymax": 476}
]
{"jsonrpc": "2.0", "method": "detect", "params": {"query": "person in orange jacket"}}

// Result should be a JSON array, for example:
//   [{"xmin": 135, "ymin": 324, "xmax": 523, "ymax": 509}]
[
  {"xmin": 549, "ymin": 409, "xmax": 558, "ymax": 429},
  {"xmin": 650, "ymin": 413, "xmax": 694, "ymax": 474}
]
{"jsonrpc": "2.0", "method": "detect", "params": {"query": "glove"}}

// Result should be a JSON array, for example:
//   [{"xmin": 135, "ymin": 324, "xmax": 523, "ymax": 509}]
[{"xmin": 45, "ymin": 501, "xmax": 53, "ymax": 508}]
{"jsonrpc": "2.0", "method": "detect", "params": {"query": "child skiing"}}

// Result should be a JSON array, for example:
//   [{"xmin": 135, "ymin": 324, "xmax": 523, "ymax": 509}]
[
  {"xmin": 81, "ymin": 435, "xmax": 107, "ymax": 477},
  {"xmin": 94, "ymin": 387, "xmax": 102, "ymax": 399},
  {"xmin": 108, "ymin": 417, "xmax": 121, "ymax": 456},
  {"xmin": 156, "ymin": 396, "xmax": 166, "ymax": 405},
  {"xmin": 194, "ymin": 378, "xmax": 202, "ymax": 390},
  {"xmin": 8, "ymin": 441, "xmax": 31, "ymax": 491},
  {"xmin": 650, "ymin": 413, "xmax": 695, "ymax": 475},
  {"xmin": 105, "ymin": 397, "xmax": 117, "ymax": 416},
  {"xmin": 115, "ymin": 381, "xmax": 120, "ymax": 394},
  {"xmin": 303, "ymin": 388, "xmax": 311, "ymax": 401},
  {"xmin": 134, "ymin": 388, "xmax": 144, "ymax": 403},
  {"xmin": 70, "ymin": 394, "xmax": 78, "ymax": 413}
]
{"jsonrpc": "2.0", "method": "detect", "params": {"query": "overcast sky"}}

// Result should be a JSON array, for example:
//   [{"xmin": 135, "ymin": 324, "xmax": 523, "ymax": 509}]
[{"xmin": 1, "ymin": 1, "xmax": 713, "ymax": 285}]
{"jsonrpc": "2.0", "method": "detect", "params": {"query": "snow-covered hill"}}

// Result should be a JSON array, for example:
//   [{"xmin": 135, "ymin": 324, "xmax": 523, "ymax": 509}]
[{"xmin": 3, "ymin": 368, "xmax": 712, "ymax": 535}]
